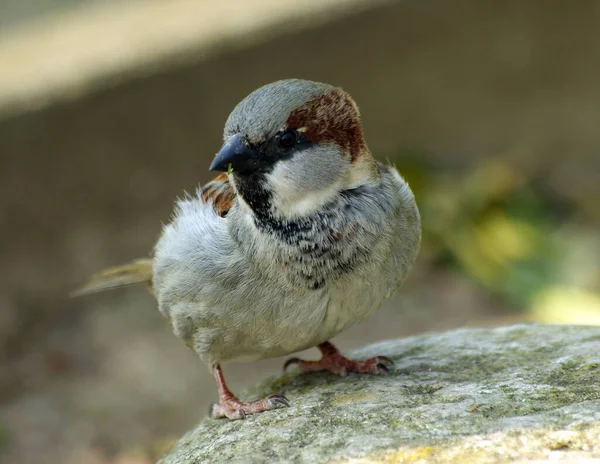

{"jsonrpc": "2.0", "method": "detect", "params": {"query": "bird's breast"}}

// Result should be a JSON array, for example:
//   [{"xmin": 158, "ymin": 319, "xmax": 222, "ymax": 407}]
[{"xmin": 242, "ymin": 201, "xmax": 376, "ymax": 291}]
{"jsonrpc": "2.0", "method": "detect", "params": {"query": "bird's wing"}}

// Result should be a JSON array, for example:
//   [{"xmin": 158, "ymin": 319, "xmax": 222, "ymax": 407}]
[{"xmin": 200, "ymin": 173, "xmax": 236, "ymax": 217}]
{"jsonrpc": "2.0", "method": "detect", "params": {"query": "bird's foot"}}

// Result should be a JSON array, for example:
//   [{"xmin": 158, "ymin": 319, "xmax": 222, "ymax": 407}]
[
  {"xmin": 211, "ymin": 363, "xmax": 290, "ymax": 420},
  {"xmin": 284, "ymin": 341, "xmax": 394, "ymax": 376},
  {"xmin": 210, "ymin": 394, "xmax": 290, "ymax": 420}
]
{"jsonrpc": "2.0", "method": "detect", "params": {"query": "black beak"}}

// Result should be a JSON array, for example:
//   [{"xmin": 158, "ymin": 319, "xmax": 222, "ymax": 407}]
[{"xmin": 209, "ymin": 133, "xmax": 258, "ymax": 173}]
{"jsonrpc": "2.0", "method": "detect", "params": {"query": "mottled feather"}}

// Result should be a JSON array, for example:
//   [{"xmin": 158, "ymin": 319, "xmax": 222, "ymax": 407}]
[{"xmin": 200, "ymin": 173, "xmax": 235, "ymax": 217}]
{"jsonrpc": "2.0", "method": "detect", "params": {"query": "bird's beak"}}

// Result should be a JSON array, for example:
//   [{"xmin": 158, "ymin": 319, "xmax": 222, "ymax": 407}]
[{"xmin": 209, "ymin": 133, "xmax": 257, "ymax": 173}]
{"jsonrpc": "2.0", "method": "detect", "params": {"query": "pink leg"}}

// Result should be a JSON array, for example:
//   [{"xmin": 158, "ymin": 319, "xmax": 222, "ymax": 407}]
[
  {"xmin": 284, "ymin": 341, "xmax": 394, "ymax": 376},
  {"xmin": 210, "ymin": 364, "xmax": 289, "ymax": 420}
]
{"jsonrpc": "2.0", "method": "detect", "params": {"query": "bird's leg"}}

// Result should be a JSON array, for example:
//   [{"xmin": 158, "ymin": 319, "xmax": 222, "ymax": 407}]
[
  {"xmin": 284, "ymin": 341, "xmax": 393, "ymax": 376},
  {"xmin": 210, "ymin": 363, "xmax": 290, "ymax": 420}
]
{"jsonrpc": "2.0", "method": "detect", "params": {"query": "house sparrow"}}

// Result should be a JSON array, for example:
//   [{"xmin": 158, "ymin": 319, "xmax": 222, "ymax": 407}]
[{"xmin": 76, "ymin": 79, "xmax": 421, "ymax": 420}]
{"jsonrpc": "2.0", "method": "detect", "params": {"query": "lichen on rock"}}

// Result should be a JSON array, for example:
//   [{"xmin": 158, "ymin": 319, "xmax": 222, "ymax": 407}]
[{"xmin": 159, "ymin": 324, "xmax": 600, "ymax": 463}]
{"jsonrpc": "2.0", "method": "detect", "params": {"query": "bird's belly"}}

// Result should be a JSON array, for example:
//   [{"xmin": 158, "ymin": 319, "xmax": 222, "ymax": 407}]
[{"xmin": 183, "ymin": 277, "xmax": 388, "ymax": 364}]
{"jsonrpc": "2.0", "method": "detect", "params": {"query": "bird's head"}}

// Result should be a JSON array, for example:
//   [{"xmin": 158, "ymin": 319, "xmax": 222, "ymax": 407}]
[{"xmin": 210, "ymin": 79, "xmax": 379, "ymax": 220}]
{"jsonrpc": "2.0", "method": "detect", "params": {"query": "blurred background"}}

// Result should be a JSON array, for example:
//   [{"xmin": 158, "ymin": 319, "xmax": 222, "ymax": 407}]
[{"xmin": 1, "ymin": 0, "xmax": 599, "ymax": 462}]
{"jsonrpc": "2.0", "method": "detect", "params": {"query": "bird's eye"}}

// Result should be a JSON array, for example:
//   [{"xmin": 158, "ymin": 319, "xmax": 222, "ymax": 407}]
[{"xmin": 278, "ymin": 130, "xmax": 297, "ymax": 149}]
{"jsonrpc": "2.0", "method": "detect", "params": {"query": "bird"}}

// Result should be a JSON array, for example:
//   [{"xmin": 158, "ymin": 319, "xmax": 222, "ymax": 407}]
[{"xmin": 75, "ymin": 79, "xmax": 421, "ymax": 420}]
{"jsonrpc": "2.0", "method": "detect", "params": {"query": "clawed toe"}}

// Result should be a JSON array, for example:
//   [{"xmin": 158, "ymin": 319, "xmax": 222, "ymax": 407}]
[
  {"xmin": 375, "ymin": 355, "xmax": 395, "ymax": 367},
  {"xmin": 356, "ymin": 355, "xmax": 395, "ymax": 375},
  {"xmin": 210, "ymin": 393, "xmax": 290, "ymax": 420},
  {"xmin": 283, "ymin": 357, "xmax": 302, "ymax": 371},
  {"xmin": 267, "ymin": 394, "xmax": 290, "ymax": 407},
  {"xmin": 376, "ymin": 363, "xmax": 390, "ymax": 374},
  {"xmin": 370, "ymin": 356, "xmax": 395, "ymax": 374},
  {"xmin": 211, "ymin": 364, "xmax": 290, "ymax": 420},
  {"xmin": 282, "ymin": 342, "xmax": 395, "ymax": 377}
]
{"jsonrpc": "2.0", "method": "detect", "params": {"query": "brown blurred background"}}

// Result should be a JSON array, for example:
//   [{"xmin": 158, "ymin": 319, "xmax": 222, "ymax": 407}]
[{"xmin": 1, "ymin": 0, "xmax": 600, "ymax": 463}]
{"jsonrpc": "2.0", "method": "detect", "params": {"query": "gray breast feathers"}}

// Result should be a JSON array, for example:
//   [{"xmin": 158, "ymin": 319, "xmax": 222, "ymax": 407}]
[{"xmin": 226, "ymin": 166, "xmax": 420, "ymax": 292}]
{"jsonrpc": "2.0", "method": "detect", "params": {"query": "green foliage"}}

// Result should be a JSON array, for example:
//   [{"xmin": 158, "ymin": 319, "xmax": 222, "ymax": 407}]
[{"xmin": 394, "ymin": 154, "xmax": 599, "ymax": 315}]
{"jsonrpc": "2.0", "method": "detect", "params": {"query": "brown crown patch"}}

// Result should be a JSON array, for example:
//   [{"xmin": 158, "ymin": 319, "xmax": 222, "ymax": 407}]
[
  {"xmin": 285, "ymin": 89, "xmax": 366, "ymax": 162},
  {"xmin": 200, "ymin": 172, "xmax": 235, "ymax": 217}
]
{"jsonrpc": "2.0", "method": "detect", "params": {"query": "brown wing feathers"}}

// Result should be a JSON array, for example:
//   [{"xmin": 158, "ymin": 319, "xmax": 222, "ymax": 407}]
[{"xmin": 200, "ymin": 173, "xmax": 235, "ymax": 217}]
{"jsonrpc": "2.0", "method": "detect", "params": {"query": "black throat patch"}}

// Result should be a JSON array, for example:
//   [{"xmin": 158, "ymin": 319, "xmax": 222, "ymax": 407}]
[{"xmin": 233, "ymin": 175, "xmax": 375, "ymax": 290}]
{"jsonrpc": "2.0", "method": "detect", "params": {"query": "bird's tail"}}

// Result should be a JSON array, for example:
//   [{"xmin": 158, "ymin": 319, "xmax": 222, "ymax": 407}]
[{"xmin": 71, "ymin": 258, "xmax": 154, "ymax": 297}]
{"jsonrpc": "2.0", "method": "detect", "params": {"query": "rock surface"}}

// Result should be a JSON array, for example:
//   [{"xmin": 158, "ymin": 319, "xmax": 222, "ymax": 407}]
[{"xmin": 161, "ymin": 324, "xmax": 600, "ymax": 463}]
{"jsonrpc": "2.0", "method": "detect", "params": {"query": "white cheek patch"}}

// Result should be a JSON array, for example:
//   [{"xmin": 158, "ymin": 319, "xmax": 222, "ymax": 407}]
[
  {"xmin": 266, "ymin": 147, "xmax": 348, "ymax": 219},
  {"xmin": 272, "ymin": 180, "xmax": 344, "ymax": 218}
]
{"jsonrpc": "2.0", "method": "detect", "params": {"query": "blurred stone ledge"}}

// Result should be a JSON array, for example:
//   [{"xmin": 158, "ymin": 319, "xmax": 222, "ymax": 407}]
[
  {"xmin": 159, "ymin": 324, "xmax": 600, "ymax": 463},
  {"xmin": 0, "ymin": 0, "xmax": 390, "ymax": 119}
]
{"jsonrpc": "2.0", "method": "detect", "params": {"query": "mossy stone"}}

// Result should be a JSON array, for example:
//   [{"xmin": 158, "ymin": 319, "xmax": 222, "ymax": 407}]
[{"xmin": 159, "ymin": 324, "xmax": 600, "ymax": 463}]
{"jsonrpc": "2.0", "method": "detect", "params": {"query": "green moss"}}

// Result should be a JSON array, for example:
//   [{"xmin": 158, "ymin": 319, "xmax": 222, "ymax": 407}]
[
  {"xmin": 396, "ymin": 344, "xmax": 430, "ymax": 359},
  {"xmin": 435, "ymin": 353, "xmax": 514, "ymax": 381},
  {"xmin": 476, "ymin": 401, "xmax": 545, "ymax": 420},
  {"xmin": 540, "ymin": 357, "xmax": 599, "ymax": 385},
  {"xmin": 497, "ymin": 326, "xmax": 530, "ymax": 341},
  {"xmin": 402, "ymin": 384, "xmax": 444, "ymax": 395}
]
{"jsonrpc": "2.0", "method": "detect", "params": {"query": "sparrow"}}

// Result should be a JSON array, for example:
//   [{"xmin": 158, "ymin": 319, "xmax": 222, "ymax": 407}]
[{"xmin": 76, "ymin": 79, "xmax": 421, "ymax": 420}]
